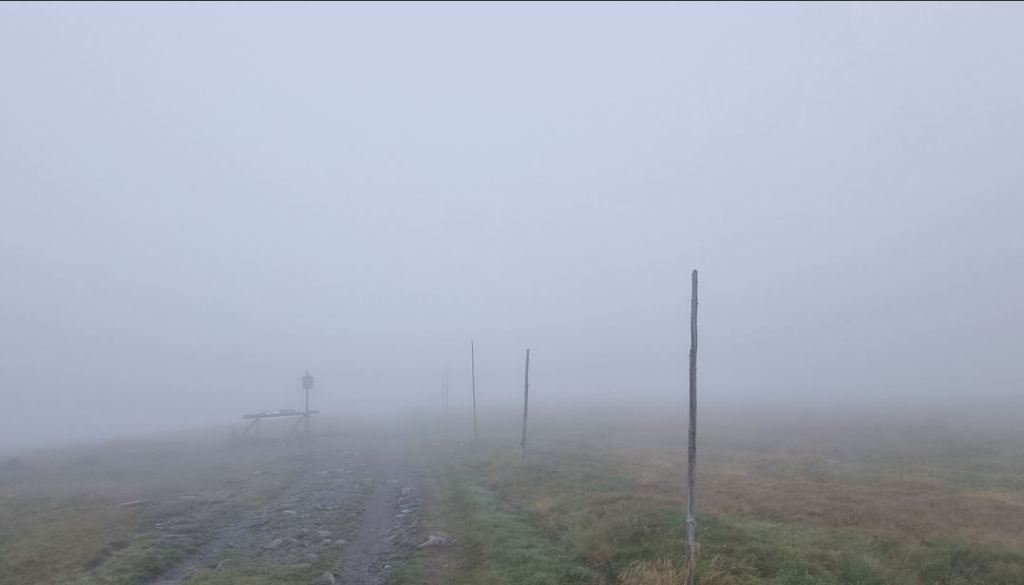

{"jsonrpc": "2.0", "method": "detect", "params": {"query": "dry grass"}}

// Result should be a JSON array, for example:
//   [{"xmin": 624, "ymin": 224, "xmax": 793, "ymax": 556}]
[
  {"xmin": 619, "ymin": 557, "xmax": 732, "ymax": 585},
  {"xmin": 618, "ymin": 559, "xmax": 687, "ymax": 585},
  {"xmin": 426, "ymin": 411, "xmax": 1024, "ymax": 585}
]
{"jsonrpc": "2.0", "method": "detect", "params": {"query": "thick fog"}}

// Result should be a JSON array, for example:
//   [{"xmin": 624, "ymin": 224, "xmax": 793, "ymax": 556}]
[{"xmin": 2, "ymin": 3, "xmax": 1022, "ymax": 449}]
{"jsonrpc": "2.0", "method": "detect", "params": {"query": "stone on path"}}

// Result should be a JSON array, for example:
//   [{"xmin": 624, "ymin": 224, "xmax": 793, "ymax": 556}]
[
  {"xmin": 263, "ymin": 538, "xmax": 284, "ymax": 549},
  {"xmin": 416, "ymin": 534, "xmax": 450, "ymax": 548}
]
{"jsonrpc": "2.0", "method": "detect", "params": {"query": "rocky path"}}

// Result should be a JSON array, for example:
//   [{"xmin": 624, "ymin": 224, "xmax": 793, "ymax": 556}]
[
  {"xmin": 334, "ymin": 441, "xmax": 423, "ymax": 585},
  {"xmin": 149, "ymin": 431, "xmax": 427, "ymax": 585}
]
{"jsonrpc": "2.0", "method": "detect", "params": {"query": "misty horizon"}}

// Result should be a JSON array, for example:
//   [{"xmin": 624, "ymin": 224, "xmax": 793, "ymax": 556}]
[{"xmin": 2, "ymin": 3, "xmax": 1023, "ymax": 450}]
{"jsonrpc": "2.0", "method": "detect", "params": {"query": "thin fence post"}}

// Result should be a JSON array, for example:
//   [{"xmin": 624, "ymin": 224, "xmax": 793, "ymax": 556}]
[
  {"xmin": 471, "ymin": 340, "xmax": 478, "ymax": 441},
  {"xmin": 442, "ymin": 366, "xmax": 449, "ymax": 435},
  {"xmin": 521, "ymin": 348, "xmax": 530, "ymax": 462},
  {"xmin": 686, "ymin": 270, "xmax": 699, "ymax": 585}
]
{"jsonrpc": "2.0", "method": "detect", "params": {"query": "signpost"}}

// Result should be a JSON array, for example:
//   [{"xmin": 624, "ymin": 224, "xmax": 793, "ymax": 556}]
[
  {"xmin": 241, "ymin": 370, "xmax": 318, "ymax": 437},
  {"xmin": 303, "ymin": 371, "xmax": 315, "ymax": 433}
]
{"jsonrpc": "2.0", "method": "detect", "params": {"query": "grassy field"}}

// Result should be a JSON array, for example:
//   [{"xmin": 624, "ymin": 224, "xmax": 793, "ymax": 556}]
[
  {"xmin": 398, "ymin": 410, "xmax": 1024, "ymax": 585},
  {"xmin": 4, "ymin": 410, "xmax": 1023, "ymax": 585}
]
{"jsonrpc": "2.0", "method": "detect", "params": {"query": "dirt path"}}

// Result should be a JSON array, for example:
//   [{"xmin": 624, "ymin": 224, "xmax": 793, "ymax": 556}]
[
  {"xmin": 149, "ymin": 431, "xmax": 426, "ymax": 585},
  {"xmin": 334, "ymin": 440, "xmax": 423, "ymax": 585}
]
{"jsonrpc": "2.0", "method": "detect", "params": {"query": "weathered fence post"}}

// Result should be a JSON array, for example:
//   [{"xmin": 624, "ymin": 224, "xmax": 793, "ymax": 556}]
[
  {"xmin": 521, "ymin": 348, "xmax": 530, "ymax": 462},
  {"xmin": 442, "ymin": 366, "xmax": 449, "ymax": 435},
  {"xmin": 686, "ymin": 270, "xmax": 699, "ymax": 585},
  {"xmin": 471, "ymin": 340, "xmax": 478, "ymax": 441}
]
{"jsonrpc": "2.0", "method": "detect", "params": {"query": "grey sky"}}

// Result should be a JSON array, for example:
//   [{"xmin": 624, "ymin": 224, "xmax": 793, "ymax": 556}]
[{"xmin": 2, "ymin": 3, "xmax": 1022, "ymax": 448}]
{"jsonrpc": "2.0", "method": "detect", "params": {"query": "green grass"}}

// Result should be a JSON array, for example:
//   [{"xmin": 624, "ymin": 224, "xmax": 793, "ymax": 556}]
[
  {"xmin": 184, "ymin": 562, "xmax": 320, "ymax": 585},
  {"xmin": 396, "ymin": 415, "xmax": 1024, "ymax": 585},
  {"xmin": 6, "ymin": 414, "xmax": 1024, "ymax": 585},
  {"xmin": 442, "ymin": 465, "xmax": 600, "ymax": 585},
  {"xmin": 387, "ymin": 556, "xmax": 430, "ymax": 585}
]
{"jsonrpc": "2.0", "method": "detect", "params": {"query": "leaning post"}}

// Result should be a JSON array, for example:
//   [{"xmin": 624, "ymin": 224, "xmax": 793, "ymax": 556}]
[{"xmin": 686, "ymin": 270, "xmax": 699, "ymax": 584}]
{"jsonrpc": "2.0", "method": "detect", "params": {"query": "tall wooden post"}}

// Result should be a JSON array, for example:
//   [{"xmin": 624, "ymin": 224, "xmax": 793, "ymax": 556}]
[
  {"xmin": 521, "ymin": 348, "xmax": 530, "ymax": 461},
  {"xmin": 471, "ymin": 340, "xmax": 478, "ymax": 441},
  {"xmin": 686, "ymin": 270, "xmax": 699, "ymax": 584}
]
